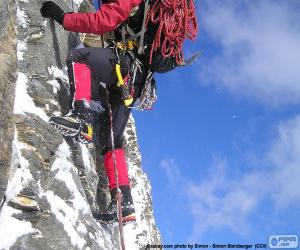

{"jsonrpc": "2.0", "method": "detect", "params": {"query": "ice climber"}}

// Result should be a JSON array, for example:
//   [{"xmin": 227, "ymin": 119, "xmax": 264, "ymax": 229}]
[{"xmin": 40, "ymin": 0, "xmax": 198, "ymax": 224}]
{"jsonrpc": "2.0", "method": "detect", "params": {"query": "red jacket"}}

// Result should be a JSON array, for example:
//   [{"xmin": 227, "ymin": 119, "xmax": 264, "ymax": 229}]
[{"xmin": 63, "ymin": 0, "xmax": 142, "ymax": 35}]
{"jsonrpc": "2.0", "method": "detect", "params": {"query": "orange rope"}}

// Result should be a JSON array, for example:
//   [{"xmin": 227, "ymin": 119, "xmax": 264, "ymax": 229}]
[{"xmin": 146, "ymin": 0, "xmax": 198, "ymax": 65}]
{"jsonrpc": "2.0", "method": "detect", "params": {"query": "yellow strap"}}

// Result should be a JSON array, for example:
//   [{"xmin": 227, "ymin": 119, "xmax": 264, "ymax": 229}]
[
  {"xmin": 87, "ymin": 125, "xmax": 93, "ymax": 136},
  {"xmin": 124, "ymin": 98, "xmax": 133, "ymax": 106},
  {"xmin": 116, "ymin": 64, "xmax": 124, "ymax": 87},
  {"xmin": 115, "ymin": 63, "xmax": 134, "ymax": 106}
]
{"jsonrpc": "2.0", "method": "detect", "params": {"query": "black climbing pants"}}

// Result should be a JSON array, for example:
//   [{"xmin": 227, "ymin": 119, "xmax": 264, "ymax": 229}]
[{"xmin": 66, "ymin": 47, "xmax": 146, "ymax": 154}]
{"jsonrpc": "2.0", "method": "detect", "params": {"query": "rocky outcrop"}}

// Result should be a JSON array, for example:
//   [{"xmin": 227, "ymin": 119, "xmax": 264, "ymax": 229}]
[
  {"xmin": 0, "ymin": 0, "xmax": 160, "ymax": 249},
  {"xmin": 0, "ymin": 0, "xmax": 17, "ymax": 208}
]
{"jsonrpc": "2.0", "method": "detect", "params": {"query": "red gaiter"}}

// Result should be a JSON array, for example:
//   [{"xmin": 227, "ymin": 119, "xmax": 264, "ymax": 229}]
[{"xmin": 103, "ymin": 149, "xmax": 129, "ymax": 190}]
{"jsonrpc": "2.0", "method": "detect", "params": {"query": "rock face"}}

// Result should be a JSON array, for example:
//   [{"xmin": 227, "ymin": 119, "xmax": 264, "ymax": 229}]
[
  {"xmin": 0, "ymin": 0, "xmax": 17, "ymax": 207},
  {"xmin": 0, "ymin": 0, "xmax": 161, "ymax": 249}
]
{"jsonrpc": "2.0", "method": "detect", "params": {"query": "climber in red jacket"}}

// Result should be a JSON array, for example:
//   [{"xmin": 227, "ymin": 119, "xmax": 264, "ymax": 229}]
[{"xmin": 40, "ymin": 0, "xmax": 147, "ymax": 224}]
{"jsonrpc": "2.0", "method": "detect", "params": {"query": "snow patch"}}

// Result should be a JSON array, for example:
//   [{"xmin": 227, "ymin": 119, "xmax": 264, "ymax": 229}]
[
  {"xmin": 73, "ymin": 0, "xmax": 85, "ymax": 5},
  {"xmin": 0, "ymin": 205, "xmax": 38, "ymax": 250},
  {"xmin": 16, "ymin": 6, "xmax": 28, "ymax": 28},
  {"xmin": 52, "ymin": 111, "xmax": 61, "ymax": 116},
  {"xmin": 47, "ymin": 65, "xmax": 68, "ymax": 82},
  {"xmin": 77, "ymin": 223, "xmax": 88, "ymax": 234},
  {"xmin": 14, "ymin": 72, "xmax": 49, "ymax": 122},
  {"xmin": 5, "ymin": 132, "xmax": 33, "ymax": 201},
  {"xmin": 41, "ymin": 142, "xmax": 94, "ymax": 248},
  {"xmin": 52, "ymin": 142, "xmax": 89, "ymax": 213},
  {"xmin": 47, "ymin": 66, "xmax": 69, "ymax": 94},
  {"xmin": 17, "ymin": 40, "xmax": 27, "ymax": 61},
  {"xmin": 89, "ymin": 232, "xmax": 96, "ymax": 240},
  {"xmin": 44, "ymin": 191, "xmax": 86, "ymax": 249},
  {"xmin": 47, "ymin": 79, "xmax": 60, "ymax": 95},
  {"xmin": 123, "ymin": 223, "xmax": 140, "ymax": 250},
  {"xmin": 81, "ymin": 144, "xmax": 92, "ymax": 172},
  {"xmin": 0, "ymin": 132, "xmax": 38, "ymax": 248},
  {"xmin": 54, "ymin": 141, "xmax": 71, "ymax": 159}
]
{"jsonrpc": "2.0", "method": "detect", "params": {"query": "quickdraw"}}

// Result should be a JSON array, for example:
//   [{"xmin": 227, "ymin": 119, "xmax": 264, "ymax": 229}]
[
  {"xmin": 132, "ymin": 71, "xmax": 157, "ymax": 111},
  {"xmin": 111, "ymin": 41, "xmax": 157, "ymax": 111}
]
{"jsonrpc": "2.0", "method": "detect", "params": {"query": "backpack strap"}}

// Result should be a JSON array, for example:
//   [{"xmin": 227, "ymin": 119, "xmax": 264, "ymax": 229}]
[
  {"xmin": 119, "ymin": 0, "xmax": 150, "ymax": 54},
  {"xmin": 137, "ymin": 0, "xmax": 149, "ymax": 54}
]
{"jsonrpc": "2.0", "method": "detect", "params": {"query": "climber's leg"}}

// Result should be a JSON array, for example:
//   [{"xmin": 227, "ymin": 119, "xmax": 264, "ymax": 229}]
[
  {"xmin": 94, "ymin": 97, "xmax": 136, "ymax": 224},
  {"xmin": 49, "ymin": 47, "xmax": 117, "ymax": 143}
]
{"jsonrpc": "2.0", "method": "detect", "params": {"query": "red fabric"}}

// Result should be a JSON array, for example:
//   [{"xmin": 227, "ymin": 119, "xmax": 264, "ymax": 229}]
[
  {"xmin": 103, "ymin": 149, "xmax": 129, "ymax": 190},
  {"xmin": 73, "ymin": 63, "xmax": 92, "ymax": 102},
  {"xmin": 63, "ymin": 0, "xmax": 142, "ymax": 35}
]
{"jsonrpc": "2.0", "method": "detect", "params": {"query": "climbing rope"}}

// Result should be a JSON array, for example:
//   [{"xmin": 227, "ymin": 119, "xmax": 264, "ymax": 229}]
[
  {"xmin": 106, "ymin": 87, "xmax": 126, "ymax": 250},
  {"xmin": 146, "ymin": 0, "xmax": 198, "ymax": 65}
]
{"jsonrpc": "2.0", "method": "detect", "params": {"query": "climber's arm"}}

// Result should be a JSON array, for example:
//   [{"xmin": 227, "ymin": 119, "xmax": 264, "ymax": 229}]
[{"xmin": 63, "ymin": 0, "xmax": 142, "ymax": 35}]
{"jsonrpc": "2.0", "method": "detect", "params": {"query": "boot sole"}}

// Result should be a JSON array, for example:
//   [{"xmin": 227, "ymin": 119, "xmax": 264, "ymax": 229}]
[
  {"xmin": 49, "ymin": 122, "xmax": 79, "ymax": 137},
  {"xmin": 50, "ymin": 120, "xmax": 92, "ymax": 143},
  {"xmin": 98, "ymin": 213, "xmax": 136, "ymax": 226}
]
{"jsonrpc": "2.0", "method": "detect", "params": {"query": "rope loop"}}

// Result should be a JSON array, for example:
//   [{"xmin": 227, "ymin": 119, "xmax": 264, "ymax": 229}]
[{"xmin": 146, "ymin": 0, "xmax": 198, "ymax": 65}]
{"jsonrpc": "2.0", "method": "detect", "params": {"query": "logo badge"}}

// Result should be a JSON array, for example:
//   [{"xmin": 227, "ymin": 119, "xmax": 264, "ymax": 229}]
[{"xmin": 269, "ymin": 235, "xmax": 298, "ymax": 249}]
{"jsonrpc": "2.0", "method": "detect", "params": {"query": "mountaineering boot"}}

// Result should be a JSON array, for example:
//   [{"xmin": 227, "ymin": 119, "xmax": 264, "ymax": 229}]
[
  {"xmin": 93, "ymin": 149, "xmax": 135, "ymax": 224},
  {"xmin": 94, "ymin": 186, "xmax": 136, "ymax": 225},
  {"xmin": 49, "ymin": 112, "xmax": 93, "ymax": 143}
]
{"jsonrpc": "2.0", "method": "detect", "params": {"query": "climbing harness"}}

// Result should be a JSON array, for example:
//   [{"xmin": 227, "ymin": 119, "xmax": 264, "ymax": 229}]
[
  {"xmin": 113, "ymin": 43, "xmax": 135, "ymax": 107},
  {"xmin": 105, "ymin": 0, "xmax": 198, "ymax": 109},
  {"xmin": 111, "ymin": 40, "xmax": 157, "ymax": 110},
  {"xmin": 105, "ymin": 86, "xmax": 126, "ymax": 250}
]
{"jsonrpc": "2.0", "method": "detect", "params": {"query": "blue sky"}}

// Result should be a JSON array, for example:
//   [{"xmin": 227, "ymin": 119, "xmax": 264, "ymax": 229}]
[{"xmin": 134, "ymin": 0, "xmax": 300, "ymax": 246}]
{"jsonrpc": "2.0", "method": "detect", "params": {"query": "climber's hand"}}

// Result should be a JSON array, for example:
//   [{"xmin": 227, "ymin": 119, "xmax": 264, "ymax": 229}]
[{"xmin": 40, "ymin": 1, "xmax": 65, "ymax": 25}]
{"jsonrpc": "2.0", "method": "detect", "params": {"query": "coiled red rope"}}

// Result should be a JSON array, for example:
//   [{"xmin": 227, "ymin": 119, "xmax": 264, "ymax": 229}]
[{"xmin": 146, "ymin": 0, "xmax": 198, "ymax": 65}]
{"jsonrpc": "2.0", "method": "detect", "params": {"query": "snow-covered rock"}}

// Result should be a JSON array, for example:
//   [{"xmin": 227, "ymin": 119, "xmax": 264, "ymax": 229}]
[{"xmin": 0, "ymin": 0, "xmax": 161, "ymax": 249}]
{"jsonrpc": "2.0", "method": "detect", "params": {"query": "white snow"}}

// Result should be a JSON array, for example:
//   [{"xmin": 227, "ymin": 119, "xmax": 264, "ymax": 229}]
[
  {"xmin": 42, "ymin": 142, "xmax": 92, "ymax": 248},
  {"xmin": 47, "ymin": 80, "xmax": 60, "ymax": 95},
  {"xmin": 5, "ymin": 132, "xmax": 33, "ymax": 201},
  {"xmin": 89, "ymin": 232, "xmax": 96, "ymax": 240},
  {"xmin": 47, "ymin": 66, "xmax": 69, "ymax": 94},
  {"xmin": 81, "ymin": 144, "xmax": 93, "ymax": 172},
  {"xmin": 54, "ymin": 140, "xmax": 71, "ymax": 158},
  {"xmin": 47, "ymin": 65, "xmax": 69, "ymax": 82},
  {"xmin": 123, "ymin": 223, "xmax": 140, "ymax": 250},
  {"xmin": 0, "ymin": 205, "xmax": 38, "ymax": 250},
  {"xmin": 17, "ymin": 40, "xmax": 27, "ymax": 61},
  {"xmin": 16, "ymin": 5, "xmax": 28, "ymax": 29},
  {"xmin": 52, "ymin": 142, "xmax": 89, "ymax": 213},
  {"xmin": 0, "ymin": 133, "xmax": 38, "ymax": 250},
  {"xmin": 44, "ymin": 191, "xmax": 86, "ymax": 249},
  {"xmin": 14, "ymin": 72, "xmax": 49, "ymax": 122},
  {"xmin": 77, "ymin": 223, "xmax": 88, "ymax": 234},
  {"xmin": 73, "ymin": 0, "xmax": 85, "ymax": 5}
]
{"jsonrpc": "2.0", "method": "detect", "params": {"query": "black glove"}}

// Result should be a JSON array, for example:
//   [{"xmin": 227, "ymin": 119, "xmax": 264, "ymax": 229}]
[{"xmin": 40, "ymin": 1, "xmax": 65, "ymax": 25}]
